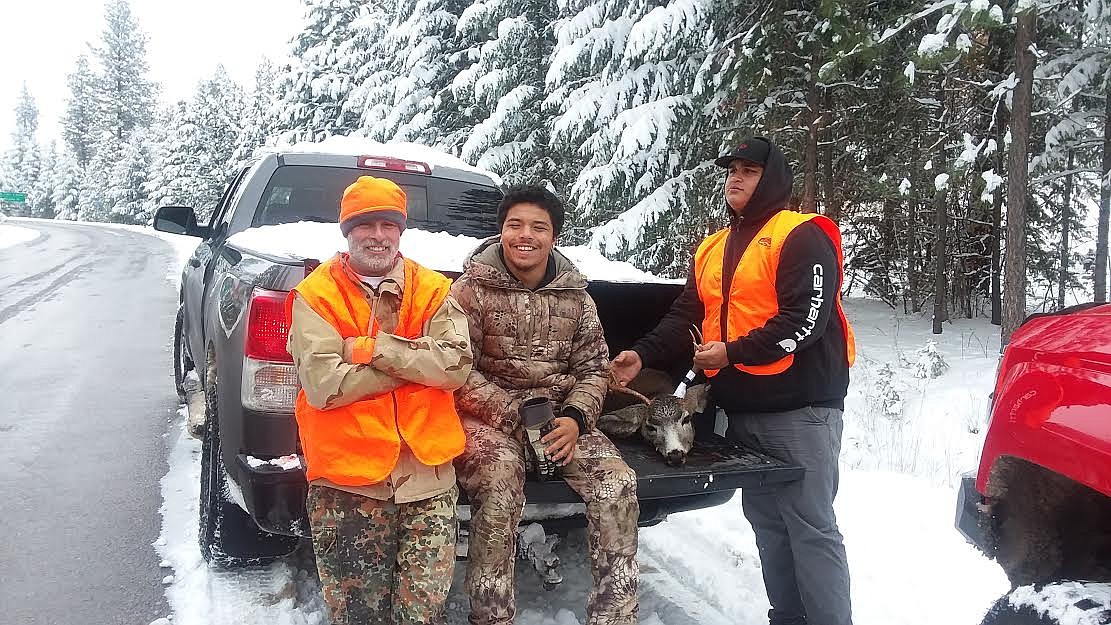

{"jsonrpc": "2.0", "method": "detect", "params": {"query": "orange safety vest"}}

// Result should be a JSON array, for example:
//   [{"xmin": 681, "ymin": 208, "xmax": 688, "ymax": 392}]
[
  {"xmin": 694, "ymin": 210, "xmax": 856, "ymax": 377},
  {"xmin": 287, "ymin": 255, "xmax": 465, "ymax": 486}
]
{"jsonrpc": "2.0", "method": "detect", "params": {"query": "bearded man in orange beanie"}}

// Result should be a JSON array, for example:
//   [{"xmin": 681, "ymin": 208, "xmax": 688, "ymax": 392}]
[{"xmin": 286, "ymin": 175, "xmax": 473, "ymax": 625}]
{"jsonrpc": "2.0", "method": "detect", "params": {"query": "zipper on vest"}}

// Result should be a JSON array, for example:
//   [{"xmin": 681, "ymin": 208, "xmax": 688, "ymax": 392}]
[{"xmin": 389, "ymin": 390, "xmax": 400, "ymax": 494}]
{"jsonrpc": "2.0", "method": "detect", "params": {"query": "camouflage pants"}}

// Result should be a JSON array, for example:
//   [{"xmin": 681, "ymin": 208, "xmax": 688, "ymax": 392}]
[
  {"xmin": 306, "ymin": 484, "xmax": 458, "ymax": 625},
  {"xmin": 455, "ymin": 419, "xmax": 640, "ymax": 625}
]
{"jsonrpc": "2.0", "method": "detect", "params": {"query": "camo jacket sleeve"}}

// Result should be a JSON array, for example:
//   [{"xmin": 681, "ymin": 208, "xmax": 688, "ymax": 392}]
[
  {"xmin": 561, "ymin": 293, "xmax": 609, "ymax": 431},
  {"xmin": 288, "ymin": 294, "xmax": 404, "ymax": 410},
  {"xmin": 450, "ymin": 274, "xmax": 522, "ymax": 433},
  {"xmin": 369, "ymin": 294, "xmax": 473, "ymax": 391}
]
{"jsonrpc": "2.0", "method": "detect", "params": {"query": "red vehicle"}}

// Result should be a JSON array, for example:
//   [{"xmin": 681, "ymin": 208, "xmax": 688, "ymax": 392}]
[{"xmin": 957, "ymin": 303, "xmax": 1111, "ymax": 624}]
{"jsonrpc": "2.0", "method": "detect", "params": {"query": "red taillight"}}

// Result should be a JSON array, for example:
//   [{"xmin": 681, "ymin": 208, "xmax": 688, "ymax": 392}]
[
  {"xmin": 357, "ymin": 155, "xmax": 431, "ymax": 174},
  {"xmin": 245, "ymin": 288, "xmax": 293, "ymax": 363}
]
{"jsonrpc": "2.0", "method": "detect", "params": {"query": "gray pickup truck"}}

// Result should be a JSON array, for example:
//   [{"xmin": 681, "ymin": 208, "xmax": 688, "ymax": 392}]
[{"xmin": 153, "ymin": 146, "xmax": 801, "ymax": 569}]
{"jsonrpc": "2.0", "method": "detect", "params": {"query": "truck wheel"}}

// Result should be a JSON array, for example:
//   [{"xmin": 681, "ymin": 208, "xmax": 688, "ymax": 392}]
[
  {"xmin": 173, "ymin": 308, "xmax": 193, "ymax": 403},
  {"xmin": 980, "ymin": 581, "xmax": 1111, "ymax": 625},
  {"xmin": 199, "ymin": 372, "xmax": 299, "ymax": 568}
]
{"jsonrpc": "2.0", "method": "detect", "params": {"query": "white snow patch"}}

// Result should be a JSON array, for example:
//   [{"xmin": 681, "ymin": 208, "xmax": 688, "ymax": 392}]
[
  {"xmin": 246, "ymin": 454, "xmax": 303, "ymax": 471},
  {"xmin": 934, "ymin": 173, "xmax": 951, "ymax": 191},
  {"xmin": 918, "ymin": 32, "xmax": 948, "ymax": 56},
  {"xmin": 156, "ymin": 411, "xmax": 326, "ymax": 625},
  {"xmin": 955, "ymin": 133, "xmax": 986, "ymax": 169},
  {"xmin": 0, "ymin": 222, "xmax": 42, "ymax": 249},
  {"xmin": 981, "ymin": 169, "xmax": 1004, "ymax": 202},
  {"xmin": 1006, "ymin": 581, "xmax": 1111, "ymax": 624}
]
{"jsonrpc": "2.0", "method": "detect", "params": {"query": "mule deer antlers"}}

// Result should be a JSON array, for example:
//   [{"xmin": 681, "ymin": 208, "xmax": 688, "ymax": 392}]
[{"xmin": 607, "ymin": 370, "xmax": 652, "ymax": 405}]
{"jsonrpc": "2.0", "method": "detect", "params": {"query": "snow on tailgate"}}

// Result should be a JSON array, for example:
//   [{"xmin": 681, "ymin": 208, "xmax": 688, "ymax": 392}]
[{"xmin": 226, "ymin": 222, "xmax": 678, "ymax": 284}]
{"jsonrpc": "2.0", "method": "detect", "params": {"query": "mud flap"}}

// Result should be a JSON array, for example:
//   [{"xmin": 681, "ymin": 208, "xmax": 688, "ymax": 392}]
[{"xmin": 184, "ymin": 373, "xmax": 206, "ymax": 438}]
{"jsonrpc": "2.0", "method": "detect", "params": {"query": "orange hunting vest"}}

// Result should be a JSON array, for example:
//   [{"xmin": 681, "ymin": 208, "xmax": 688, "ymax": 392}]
[
  {"xmin": 694, "ymin": 210, "xmax": 856, "ymax": 377},
  {"xmin": 287, "ymin": 255, "xmax": 465, "ymax": 486}
]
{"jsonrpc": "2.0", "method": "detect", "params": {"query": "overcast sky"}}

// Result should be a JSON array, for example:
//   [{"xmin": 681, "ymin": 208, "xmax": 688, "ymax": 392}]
[{"xmin": 0, "ymin": 0, "xmax": 305, "ymax": 148}]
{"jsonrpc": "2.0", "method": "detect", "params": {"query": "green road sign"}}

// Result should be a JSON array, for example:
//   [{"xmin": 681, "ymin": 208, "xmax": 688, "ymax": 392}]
[{"xmin": 0, "ymin": 191, "xmax": 27, "ymax": 203}]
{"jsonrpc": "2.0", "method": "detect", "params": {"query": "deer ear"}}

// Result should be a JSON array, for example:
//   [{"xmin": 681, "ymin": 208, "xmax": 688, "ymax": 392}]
[{"xmin": 681, "ymin": 383, "xmax": 709, "ymax": 414}]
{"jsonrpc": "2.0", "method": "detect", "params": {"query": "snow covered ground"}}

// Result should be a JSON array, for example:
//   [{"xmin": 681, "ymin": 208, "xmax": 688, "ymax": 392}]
[
  {"xmin": 8, "ymin": 219, "xmax": 1014, "ymax": 624},
  {"xmin": 0, "ymin": 222, "xmax": 41, "ymax": 249}
]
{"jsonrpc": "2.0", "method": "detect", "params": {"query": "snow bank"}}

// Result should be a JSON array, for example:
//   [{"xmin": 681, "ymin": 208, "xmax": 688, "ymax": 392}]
[
  {"xmin": 840, "ymin": 299, "xmax": 999, "ymax": 483},
  {"xmin": 226, "ymin": 222, "xmax": 676, "ymax": 284},
  {"xmin": 0, "ymin": 223, "xmax": 41, "ymax": 249}
]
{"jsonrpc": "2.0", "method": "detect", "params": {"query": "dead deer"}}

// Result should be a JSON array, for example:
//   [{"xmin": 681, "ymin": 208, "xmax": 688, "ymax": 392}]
[
  {"xmin": 598, "ymin": 326, "xmax": 710, "ymax": 466},
  {"xmin": 598, "ymin": 368, "xmax": 709, "ymax": 467}
]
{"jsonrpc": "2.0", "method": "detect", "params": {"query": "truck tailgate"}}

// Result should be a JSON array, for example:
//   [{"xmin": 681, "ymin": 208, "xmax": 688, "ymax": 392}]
[{"xmin": 523, "ymin": 434, "xmax": 803, "ymax": 503}]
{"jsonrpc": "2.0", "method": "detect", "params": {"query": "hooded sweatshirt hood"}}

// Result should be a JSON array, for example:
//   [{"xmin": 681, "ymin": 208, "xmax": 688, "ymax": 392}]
[{"xmin": 724, "ymin": 137, "xmax": 793, "ymax": 228}]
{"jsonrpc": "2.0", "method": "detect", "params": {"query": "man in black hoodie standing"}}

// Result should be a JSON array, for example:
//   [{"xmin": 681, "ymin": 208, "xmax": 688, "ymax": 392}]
[{"xmin": 612, "ymin": 137, "xmax": 856, "ymax": 625}]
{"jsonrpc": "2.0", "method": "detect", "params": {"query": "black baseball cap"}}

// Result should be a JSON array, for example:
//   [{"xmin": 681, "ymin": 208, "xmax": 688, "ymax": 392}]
[{"xmin": 714, "ymin": 137, "xmax": 771, "ymax": 168}]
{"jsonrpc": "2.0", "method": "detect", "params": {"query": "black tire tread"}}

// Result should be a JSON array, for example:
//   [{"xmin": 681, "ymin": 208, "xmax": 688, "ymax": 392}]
[{"xmin": 198, "ymin": 369, "xmax": 298, "ymax": 568}]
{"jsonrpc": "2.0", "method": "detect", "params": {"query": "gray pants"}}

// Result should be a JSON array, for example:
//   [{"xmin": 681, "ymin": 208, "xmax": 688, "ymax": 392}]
[{"xmin": 726, "ymin": 406, "xmax": 852, "ymax": 625}]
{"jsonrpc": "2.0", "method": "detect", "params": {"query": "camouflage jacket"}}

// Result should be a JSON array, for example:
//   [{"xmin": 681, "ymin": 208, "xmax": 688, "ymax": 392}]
[
  {"xmin": 451, "ymin": 238, "xmax": 610, "ymax": 434},
  {"xmin": 288, "ymin": 255, "xmax": 472, "ymax": 503}
]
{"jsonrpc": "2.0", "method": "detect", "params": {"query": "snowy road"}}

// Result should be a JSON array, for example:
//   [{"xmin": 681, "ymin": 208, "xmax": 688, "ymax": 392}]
[{"xmin": 0, "ymin": 220, "xmax": 176, "ymax": 624}]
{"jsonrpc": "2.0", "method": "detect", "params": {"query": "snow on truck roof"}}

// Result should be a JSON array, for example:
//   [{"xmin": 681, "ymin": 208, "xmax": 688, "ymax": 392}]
[
  {"xmin": 227, "ymin": 222, "xmax": 679, "ymax": 284},
  {"xmin": 261, "ymin": 135, "xmax": 504, "ymax": 187}
]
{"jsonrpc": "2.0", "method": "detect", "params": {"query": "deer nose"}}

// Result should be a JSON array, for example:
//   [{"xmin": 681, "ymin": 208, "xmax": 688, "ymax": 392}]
[{"xmin": 665, "ymin": 450, "xmax": 686, "ymax": 467}]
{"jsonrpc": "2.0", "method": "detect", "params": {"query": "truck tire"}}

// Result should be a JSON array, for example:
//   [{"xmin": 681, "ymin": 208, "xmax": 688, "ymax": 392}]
[
  {"xmin": 199, "ymin": 371, "xmax": 299, "ymax": 568},
  {"xmin": 173, "ymin": 308, "xmax": 192, "ymax": 403},
  {"xmin": 980, "ymin": 581, "xmax": 1111, "ymax": 625}
]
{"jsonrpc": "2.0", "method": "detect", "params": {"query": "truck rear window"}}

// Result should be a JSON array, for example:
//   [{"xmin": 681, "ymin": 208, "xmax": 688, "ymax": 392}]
[{"xmin": 253, "ymin": 165, "xmax": 500, "ymax": 238}]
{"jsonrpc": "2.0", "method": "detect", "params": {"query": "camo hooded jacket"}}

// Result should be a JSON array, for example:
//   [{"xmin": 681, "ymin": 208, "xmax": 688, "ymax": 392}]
[{"xmin": 450, "ymin": 237, "xmax": 610, "ymax": 434}]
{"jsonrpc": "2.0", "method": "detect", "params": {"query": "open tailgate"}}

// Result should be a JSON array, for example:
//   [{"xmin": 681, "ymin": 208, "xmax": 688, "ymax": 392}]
[{"xmin": 523, "ymin": 434, "xmax": 803, "ymax": 503}]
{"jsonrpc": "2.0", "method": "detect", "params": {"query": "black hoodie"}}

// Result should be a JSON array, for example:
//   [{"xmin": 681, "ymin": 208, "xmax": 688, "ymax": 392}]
[{"xmin": 632, "ymin": 140, "xmax": 850, "ymax": 414}]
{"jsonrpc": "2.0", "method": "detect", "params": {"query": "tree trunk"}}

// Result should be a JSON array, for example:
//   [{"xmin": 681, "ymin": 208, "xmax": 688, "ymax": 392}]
[
  {"xmin": 1058, "ymin": 151, "xmax": 1074, "ymax": 309},
  {"xmin": 989, "ymin": 38, "xmax": 1008, "ymax": 327},
  {"xmin": 990, "ymin": 104, "xmax": 1007, "ymax": 325},
  {"xmin": 991, "ymin": 163, "xmax": 1003, "ymax": 325},
  {"xmin": 1096, "ymin": 77, "xmax": 1111, "ymax": 303},
  {"xmin": 933, "ymin": 84, "xmax": 949, "ymax": 335},
  {"xmin": 1002, "ymin": 8, "xmax": 1036, "ymax": 345},
  {"xmin": 822, "ymin": 90, "xmax": 842, "ymax": 222},
  {"xmin": 932, "ymin": 171, "xmax": 948, "ymax": 334},
  {"xmin": 801, "ymin": 47, "xmax": 820, "ymax": 214},
  {"xmin": 907, "ymin": 136, "xmax": 922, "ymax": 314},
  {"xmin": 822, "ymin": 123, "xmax": 838, "ymax": 222},
  {"xmin": 883, "ymin": 195, "xmax": 896, "ymax": 305}
]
